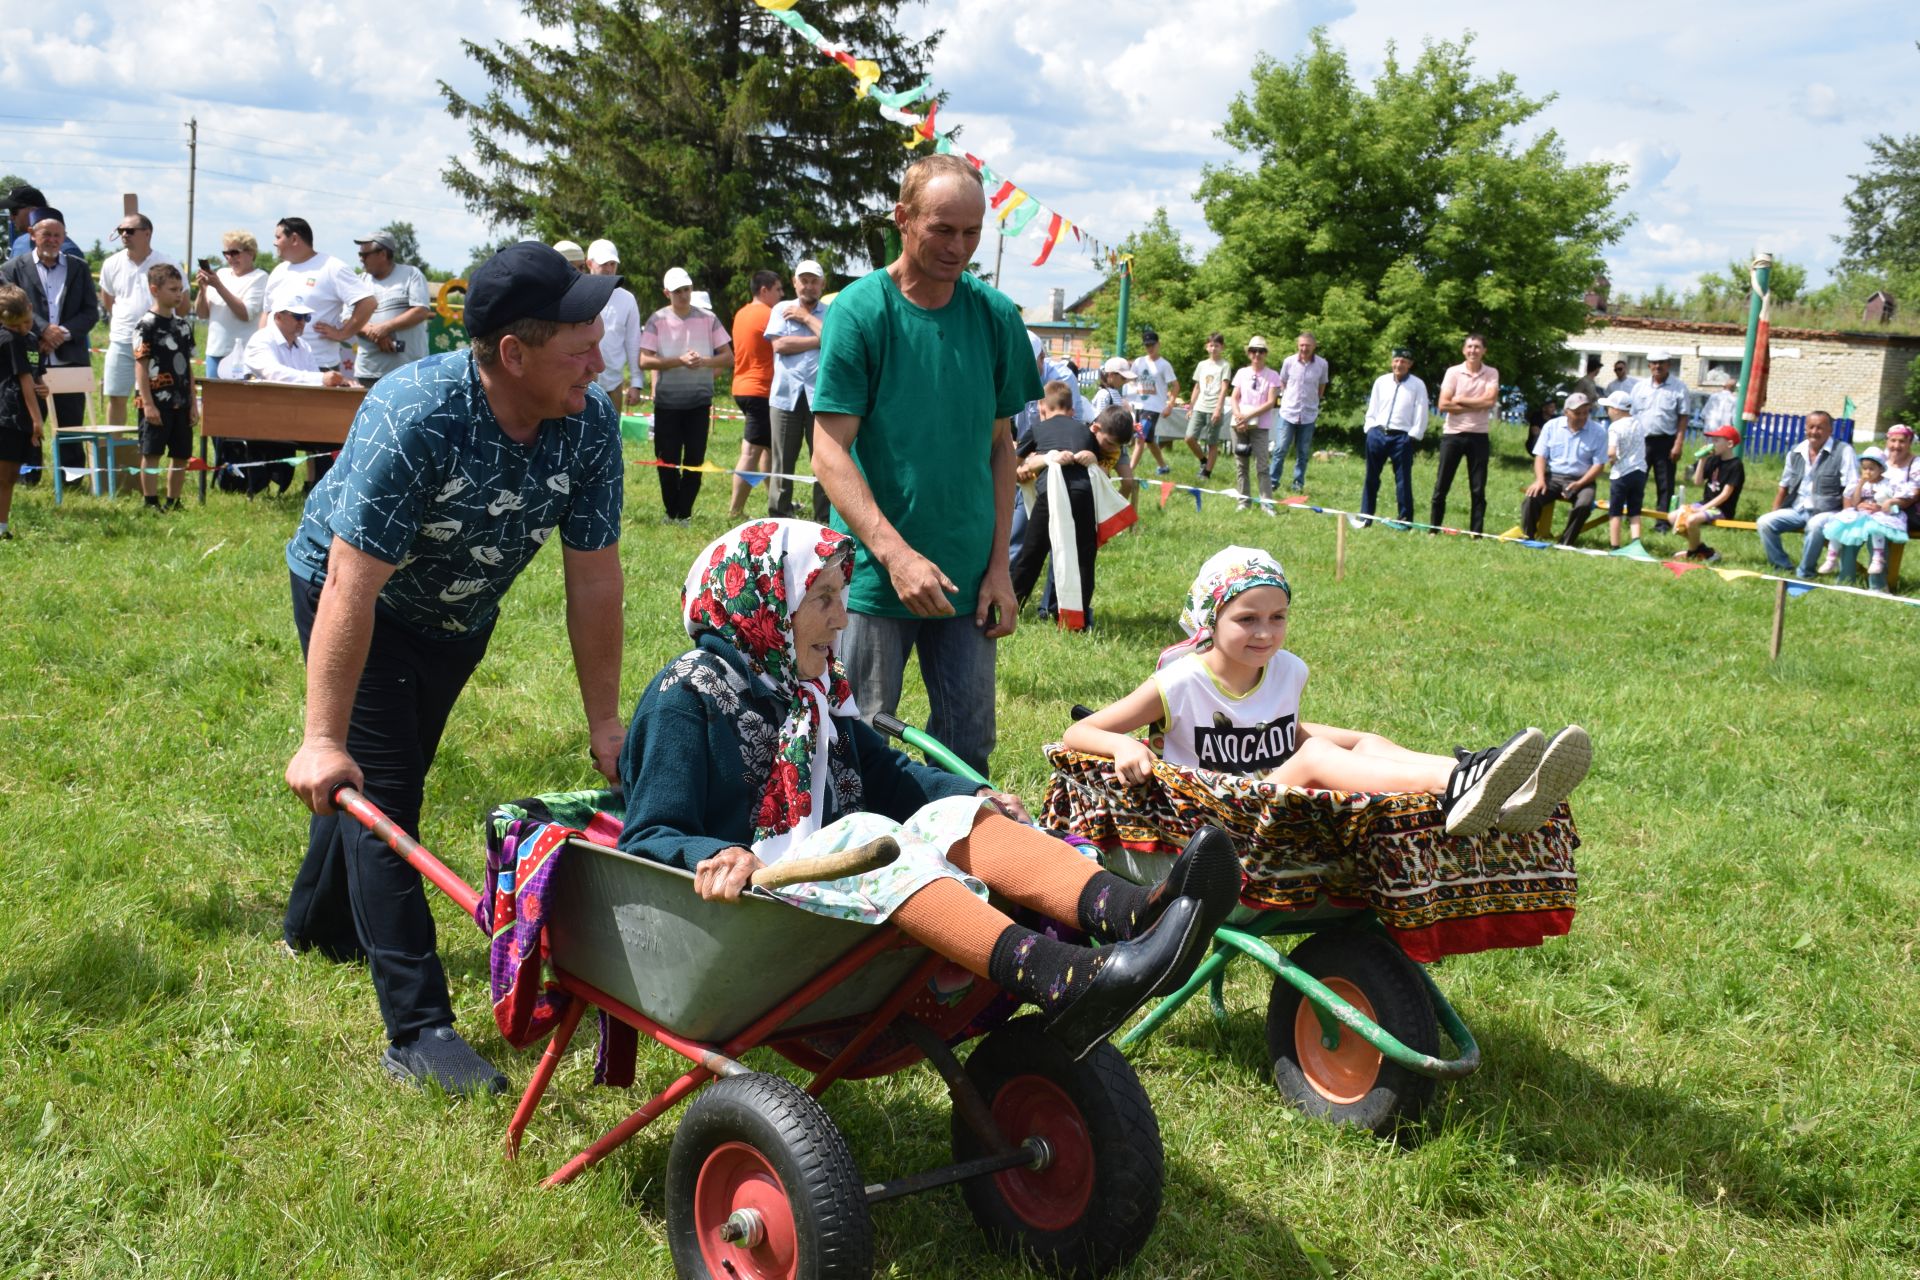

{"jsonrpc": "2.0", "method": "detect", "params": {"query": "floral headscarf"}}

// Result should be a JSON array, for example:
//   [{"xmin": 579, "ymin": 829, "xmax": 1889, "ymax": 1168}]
[
  {"xmin": 1157, "ymin": 544, "xmax": 1291, "ymax": 669},
  {"xmin": 682, "ymin": 519, "xmax": 857, "ymax": 862}
]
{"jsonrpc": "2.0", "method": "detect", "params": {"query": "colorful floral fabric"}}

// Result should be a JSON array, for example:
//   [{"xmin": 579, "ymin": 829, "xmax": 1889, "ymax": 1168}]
[
  {"xmin": 1161, "ymin": 544, "xmax": 1292, "ymax": 669},
  {"xmin": 480, "ymin": 790, "xmax": 636, "ymax": 1086},
  {"xmin": 1041, "ymin": 747, "xmax": 1577, "ymax": 963},
  {"xmin": 681, "ymin": 519, "xmax": 856, "ymax": 863}
]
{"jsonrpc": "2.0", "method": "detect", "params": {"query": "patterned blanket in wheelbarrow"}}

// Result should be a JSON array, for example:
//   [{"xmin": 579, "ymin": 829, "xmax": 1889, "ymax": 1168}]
[
  {"xmin": 1040, "ymin": 748, "xmax": 1577, "ymax": 963},
  {"xmin": 481, "ymin": 790, "xmax": 637, "ymax": 1086}
]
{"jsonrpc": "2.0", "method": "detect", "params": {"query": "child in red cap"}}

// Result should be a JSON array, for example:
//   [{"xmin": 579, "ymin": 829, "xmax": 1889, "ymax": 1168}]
[{"xmin": 1674, "ymin": 423, "xmax": 1746, "ymax": 561}]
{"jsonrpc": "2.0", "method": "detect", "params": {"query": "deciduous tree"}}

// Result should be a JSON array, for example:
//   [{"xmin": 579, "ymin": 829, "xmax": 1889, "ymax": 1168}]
[{"xmin": 1148, "ymin": 32, "xmax": 1628, "ymax": 414}]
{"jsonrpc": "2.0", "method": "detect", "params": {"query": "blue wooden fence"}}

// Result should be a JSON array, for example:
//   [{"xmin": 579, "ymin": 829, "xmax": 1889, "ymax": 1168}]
[{"xmin": 1683, "ymin": 413, "xmax": 1856, "ymax": 456}]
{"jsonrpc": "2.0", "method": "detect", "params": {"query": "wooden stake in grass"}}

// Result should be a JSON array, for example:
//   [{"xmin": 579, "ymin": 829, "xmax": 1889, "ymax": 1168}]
[
  {"xmin": 1770, "ymin": 578, "xmax": 1787, "ymax": 660},
  {"xmin": 1335, "ymin": 514, "xmax": 1347, "ymax": 582}
]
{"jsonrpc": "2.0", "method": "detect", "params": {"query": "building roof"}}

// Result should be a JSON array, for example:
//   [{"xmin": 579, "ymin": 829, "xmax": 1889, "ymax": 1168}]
[{"xmin": 1589, "ymin": 312, "xmax": 1920, "ymax": 348}]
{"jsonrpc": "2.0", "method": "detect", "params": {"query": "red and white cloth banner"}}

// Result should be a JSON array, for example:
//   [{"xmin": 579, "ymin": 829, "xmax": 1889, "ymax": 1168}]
[{"xmin": 1046, "ymin": 461, "xmax": 1136, "ymax": 630}]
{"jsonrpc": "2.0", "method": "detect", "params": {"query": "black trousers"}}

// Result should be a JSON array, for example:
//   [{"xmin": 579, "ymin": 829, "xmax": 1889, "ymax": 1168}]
[
  {"xmin": 1517, "ymin": 474, "xmax": 1598, "ymax": 546},
  {"xmin": 285, "ymin": 573, "xmax": 491, "ymax": 1044},
  {"xmin": 1429, "ymin": 433, "xmax": 1491, "ymax": 533},
  {"xmin": 654, "ymin": 402, "xmax": 712, "ymax": 519},
  {"xmin": 1645, "ymin": 435, "xmax": 1677, "ymax": 519},
  {"xmin": 1010, "ymin": 479, "xmax": 1096, "ymax": 618}
]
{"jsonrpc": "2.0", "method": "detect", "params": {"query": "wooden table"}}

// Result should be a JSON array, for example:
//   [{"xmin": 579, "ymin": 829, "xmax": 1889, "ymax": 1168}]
[{"xmin": 197, "ymin": 379, "xmax": 367, "ymax": 502}]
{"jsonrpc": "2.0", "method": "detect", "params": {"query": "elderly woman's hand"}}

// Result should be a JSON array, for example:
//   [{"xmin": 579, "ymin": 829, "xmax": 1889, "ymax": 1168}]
[
  {"xmin": 978, "ymin": 788, "xmax": 1033, "ymax": 824},
  {"xmin": 693, "ymin": 846, "xmax": 765, "ymax": 901}
]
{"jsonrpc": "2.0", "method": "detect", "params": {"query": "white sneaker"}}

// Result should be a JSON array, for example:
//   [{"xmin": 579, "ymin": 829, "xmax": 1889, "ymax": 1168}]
[{"xmin": 1494, "ymin": 726, "xmax": 1593, "ymax": 833}]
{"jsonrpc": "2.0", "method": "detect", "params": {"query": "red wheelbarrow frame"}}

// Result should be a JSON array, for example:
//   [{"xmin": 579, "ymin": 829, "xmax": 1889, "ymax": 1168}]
[{"xmin": 334, "ymin": 786, "xmax": 1044, "ymax": 1195}]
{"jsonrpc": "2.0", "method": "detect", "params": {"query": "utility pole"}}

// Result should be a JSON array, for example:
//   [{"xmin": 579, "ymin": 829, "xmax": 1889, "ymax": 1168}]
[
  {"xmin": 992, "ymin": 228, "xmax": 1004, "ymax": 289},
  {"xmin": 184, "ymin": 117, "xmax": 198, "ymax": 289}
]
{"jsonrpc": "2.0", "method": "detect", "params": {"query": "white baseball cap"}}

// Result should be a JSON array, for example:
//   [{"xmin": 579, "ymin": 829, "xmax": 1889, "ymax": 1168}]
[
  {"xmin": 794, "ymin": 259, "xmax": 824, "ymax": 278},
  {"xmin": 1562, "ymin": 391, "xmax": 1592, "ymax": 412},
  {"xmin": 1645, "ymin": 347, "xmax": 1673, "ymax": 362},
  {"xmin": 587, "ymin": 238, "xmax": 620, "ymax": 266},
  {"xmin": 553, "ymin": 240, "xmax": 585, "ymax": 263},
  {"xmin": 663, "ymin": 266, "xmax": 693, "ymax": 291},
  {"xmin": 1601, "ymin": 390, "xmax": 1634, "ymax": 411},
  {"xmin": 691, "ymin": 290, "xmax": 712, "ymax": 311},
  {"xmin": 1100, "ymin": 356, "xmax": 1132, "ymax": 375}
]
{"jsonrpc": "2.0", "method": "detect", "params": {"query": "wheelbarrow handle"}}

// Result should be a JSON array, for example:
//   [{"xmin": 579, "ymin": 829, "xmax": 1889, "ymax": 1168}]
[
  {"xmin": 332, "ymin": 785, "xmax": 484, "ymax": 921},
  {"xmin": 749, "ymin": 836, "xmax": 900, "ymax": 891},
  {"xmin": 870, "ymin": 713, "xmax": 990, "ymax": 788}
]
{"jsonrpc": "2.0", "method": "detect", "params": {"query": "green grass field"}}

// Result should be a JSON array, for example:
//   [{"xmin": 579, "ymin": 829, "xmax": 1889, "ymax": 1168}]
[{"xmin": 2, "ymin": 419, "xmax": 1916, "ymax": 1278}]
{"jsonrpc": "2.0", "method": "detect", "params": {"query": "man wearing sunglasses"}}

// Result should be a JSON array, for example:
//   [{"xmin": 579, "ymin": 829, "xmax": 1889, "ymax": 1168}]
[
  {"xmin": 238, "ymin": 295, "xmax": 352, "ymax": 387},
  {"xmin": 100, "ymin": 213, "xmax": 176, "ymax": 428}
]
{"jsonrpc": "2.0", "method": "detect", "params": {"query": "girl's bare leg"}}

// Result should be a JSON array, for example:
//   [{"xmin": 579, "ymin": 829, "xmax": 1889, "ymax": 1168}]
[{"xmin": 1268, "ymin": 735, "xmax": 1450, "ymax": 794}]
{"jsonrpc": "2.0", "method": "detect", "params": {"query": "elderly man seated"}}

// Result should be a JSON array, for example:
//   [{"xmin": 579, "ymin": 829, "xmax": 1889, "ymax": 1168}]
[
  {"xmin": 1757, "ymin": 410, "xmax": 1857, "ymax": 577},
  {"xmin": 1517, "ymin": 391, "xmax": 1607, "ymax": 545},
  {"xmin": 240, "ymin": 294, "xmax": 351, "ymax": 387}
]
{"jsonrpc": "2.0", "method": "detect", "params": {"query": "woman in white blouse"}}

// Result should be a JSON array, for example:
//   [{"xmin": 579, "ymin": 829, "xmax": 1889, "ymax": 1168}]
[{"xmin": 193, "ymin": 230, "xmax": 270, "ymax": 379}]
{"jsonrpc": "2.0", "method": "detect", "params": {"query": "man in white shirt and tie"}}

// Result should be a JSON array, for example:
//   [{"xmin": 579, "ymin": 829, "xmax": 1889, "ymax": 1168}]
[{"xmin": 1355, "ymin": 346, "xmax": 1427, "ymax": 527}]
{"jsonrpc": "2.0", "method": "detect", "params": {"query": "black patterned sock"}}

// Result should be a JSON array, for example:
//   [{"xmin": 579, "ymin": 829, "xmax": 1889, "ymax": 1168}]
[
  {"xmin": 988, "ymin": 925, "xmax": 1106, "ymax": 1014},
  {"xmin": 1075, "ymin": 870, "xmax": 1156, "ymax": 942}
]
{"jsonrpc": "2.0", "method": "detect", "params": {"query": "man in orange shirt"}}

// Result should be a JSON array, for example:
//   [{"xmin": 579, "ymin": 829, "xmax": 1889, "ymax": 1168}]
[{"xmin": 728, "ymin": 269, "xmax": 782, "ymax": 518}]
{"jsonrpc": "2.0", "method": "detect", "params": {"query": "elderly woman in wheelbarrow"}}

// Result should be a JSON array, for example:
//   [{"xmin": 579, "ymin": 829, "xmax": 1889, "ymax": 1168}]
[{"xmin": 619, "ymin": 519, "xmax": 1239, "ymax": 1059}]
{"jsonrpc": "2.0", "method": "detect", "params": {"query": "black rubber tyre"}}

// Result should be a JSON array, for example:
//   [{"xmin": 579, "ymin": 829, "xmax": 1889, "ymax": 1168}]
[
  {"xmin": 952, "ymin": 1016, "xmax": 1164, "ymax": 1278},
  {"xmin": 1267, "ymin": 927, "xmax": 1440, "ymax": 1135},
  {"xmin": 666, "ymin": 1072, "xmax": 872, "ymax": 1280}
]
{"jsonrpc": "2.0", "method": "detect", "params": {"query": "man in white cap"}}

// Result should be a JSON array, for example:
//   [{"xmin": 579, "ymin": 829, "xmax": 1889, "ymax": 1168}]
[
  {"xmin": 239, "ymin": 297, "xmax": 352, "ymax": 386},
  {"xmin": 1629, "ymin": 347, "xmax": 1690, "ymax": 530},
  {"xmin": 765, "ymin": 259, "xmax": 832, "ymax": 523},
  {"xmin": 351, "ymin": 231, "xmax": 432, "ymax": 387},
  {"xmin": 1517, "ymin": 391, "xmax": 1607, "ymax": 546},
  {"xmin": 553, "ymin": 240, "xmax": 587, "ymax": 271},
  {"xmin": 586, "ymin": 239, "xmax": 642, "ymax": 408},
  {"xmin": 638, "ymin": 267, "xmax": 732, "ymax": 522}
]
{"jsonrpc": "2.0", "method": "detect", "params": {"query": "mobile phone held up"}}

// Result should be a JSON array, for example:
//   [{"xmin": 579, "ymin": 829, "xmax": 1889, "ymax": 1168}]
[{"xmin": 199, "ymin": 257, "xmax": 220, "ymax": 274}]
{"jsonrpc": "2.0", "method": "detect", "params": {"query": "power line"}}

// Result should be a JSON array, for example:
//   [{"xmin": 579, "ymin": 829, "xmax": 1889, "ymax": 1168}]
[
  {"xmin": 2, "ymin": 124, "xmax": 186, "ymax": 143},
  {"xmin": 0, "ymin": 158, "xmax": 187, "ymax": 172},
  {"xmin": 196, "ymin": 169, "xmax": 471, "ymax": 216},
  {"xmin": 197, "ymin": 139, "xmax": 422, "ymax": 187}
]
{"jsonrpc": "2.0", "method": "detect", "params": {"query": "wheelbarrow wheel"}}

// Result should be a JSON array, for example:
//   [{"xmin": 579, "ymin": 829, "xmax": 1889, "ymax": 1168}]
[
  {"xmin": 1266, "ymin": 928, "xmax": 1439, "ymax": 1135},
  {"xmin": 666, "ymin": 1072, "xmax": 871, "ymax": 1280},
  {"xmin": 952, "ymin": 1016, "xmax": 1163, "ymax": 1278}
]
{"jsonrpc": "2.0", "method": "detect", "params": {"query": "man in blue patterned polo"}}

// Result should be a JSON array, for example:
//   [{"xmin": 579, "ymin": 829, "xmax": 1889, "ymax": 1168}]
[{"xmin": 282, "ymin": 242, "xmax": 626, "ymax": 1093}]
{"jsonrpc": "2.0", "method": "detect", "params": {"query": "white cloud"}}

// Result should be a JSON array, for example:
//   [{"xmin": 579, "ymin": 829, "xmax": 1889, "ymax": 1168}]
[{"xmin": 6, "ymin": 0, "xmax": 1915, "ymax": 312}]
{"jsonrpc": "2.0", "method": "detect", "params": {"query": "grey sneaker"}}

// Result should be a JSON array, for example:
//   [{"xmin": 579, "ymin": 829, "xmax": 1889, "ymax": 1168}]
[
  {"xmin": 1441, "ymin": 728, "xmax": 1547, "ymax": 837},
  {"xmin": 1494, "ymin": 725, "xmax": 1592, "ymax": 833},
  {"xmin": 383, "ymin": 1026, "xmax": 508, "ymax": 1096}
]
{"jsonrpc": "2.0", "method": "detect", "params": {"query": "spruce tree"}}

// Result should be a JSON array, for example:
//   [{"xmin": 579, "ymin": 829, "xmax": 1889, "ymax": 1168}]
[{"xmin": 441, "ymin": 0, "xmax": 938, "ymax": 312}]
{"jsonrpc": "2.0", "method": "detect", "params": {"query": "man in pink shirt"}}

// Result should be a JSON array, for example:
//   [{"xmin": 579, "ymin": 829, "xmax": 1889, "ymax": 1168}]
[{"xmin": 1430, "ymin": 333, "xmax": 1500, "ymax": 533}]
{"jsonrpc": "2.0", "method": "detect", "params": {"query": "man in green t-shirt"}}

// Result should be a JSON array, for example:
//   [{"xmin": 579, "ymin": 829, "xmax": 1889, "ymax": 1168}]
[{"xmin": 812, "ymin": 153, "xmax": 1042, "ymax": 774}]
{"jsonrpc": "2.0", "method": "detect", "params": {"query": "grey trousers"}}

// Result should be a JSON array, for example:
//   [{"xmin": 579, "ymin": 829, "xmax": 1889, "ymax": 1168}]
[{"xmin": 768, "ymin": 391, "xmax": 832, "ymax": 523}]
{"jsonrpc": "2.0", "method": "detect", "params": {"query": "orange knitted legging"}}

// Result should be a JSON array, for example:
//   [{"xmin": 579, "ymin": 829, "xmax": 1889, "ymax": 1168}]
[{"xmin": 887, "ymin": 812, "xmax": 1101, "ymax": 977}]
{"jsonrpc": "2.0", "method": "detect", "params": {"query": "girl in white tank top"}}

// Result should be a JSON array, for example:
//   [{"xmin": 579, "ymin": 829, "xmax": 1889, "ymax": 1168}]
[{"xmin": 1062, "ymin": 547, "xmax": 1594, "ymax": 837}]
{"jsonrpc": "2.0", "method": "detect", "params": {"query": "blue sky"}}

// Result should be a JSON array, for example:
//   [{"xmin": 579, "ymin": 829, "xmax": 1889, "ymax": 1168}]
[{"xmin": 4, "ymin": 0, "xmax": 1913, "ymax": 318}]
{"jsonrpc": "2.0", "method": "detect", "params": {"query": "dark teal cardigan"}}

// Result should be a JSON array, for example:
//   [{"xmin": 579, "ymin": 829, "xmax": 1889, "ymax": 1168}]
[{"xmin": 617, "ymin": 634, "xmax": 983, "ymax": 871}]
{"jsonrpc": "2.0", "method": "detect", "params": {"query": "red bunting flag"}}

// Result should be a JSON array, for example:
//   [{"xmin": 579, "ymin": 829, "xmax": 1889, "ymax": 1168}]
[
  {"xmin": 1157, "ymin": 481, "xmax": 1174, "ymax": 508},
  {"xmin": 1032, "ymin": 212, "xmax": 1072, "ymax": 266},
  {"xmin": 989, "ymin": 180, "xmax": 1017, "ymax": 209}
]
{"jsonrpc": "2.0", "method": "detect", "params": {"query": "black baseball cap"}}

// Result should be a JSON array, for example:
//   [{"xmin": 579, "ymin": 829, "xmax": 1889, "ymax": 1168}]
[
  {"xmin": 1392, "ymin": 346, "xmax": 1413, "ymax": 359},
  {"xmin": 4, "ymin": 185, "xmax": 47, "ymax": 213},
  {"xmin": 1141, "ymin": 327, "xmax": 1160, "ymax": 343},
  {"xmin": 465, "ymin": 241, "xmax": 620, "ymax": 337}
]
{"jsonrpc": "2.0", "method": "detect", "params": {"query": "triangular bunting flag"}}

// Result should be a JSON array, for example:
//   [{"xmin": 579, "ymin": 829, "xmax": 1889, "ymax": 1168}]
[
  {"xmin": 1785, "ymin": 581, "xmax": 1815, "ymax": 598},
  {"xmin": 1157, "ymin": 481, "xmax": 1174, "ymax": 508}
]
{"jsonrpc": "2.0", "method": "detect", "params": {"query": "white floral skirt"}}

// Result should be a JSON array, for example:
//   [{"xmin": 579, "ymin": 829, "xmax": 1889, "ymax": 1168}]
[{"xmin": 766, "ymin": 794, "xmax": 993, "ymax": 923}]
